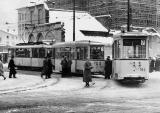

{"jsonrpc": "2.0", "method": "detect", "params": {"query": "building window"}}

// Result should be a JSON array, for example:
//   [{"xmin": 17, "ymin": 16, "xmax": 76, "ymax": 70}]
[
  {"xmin": 38, "ymin": 9, "xmax": 43, "ymax": 24},
  {"xmin": 30, "ymin": 11, "xmax": 34, "ymax": 24}
]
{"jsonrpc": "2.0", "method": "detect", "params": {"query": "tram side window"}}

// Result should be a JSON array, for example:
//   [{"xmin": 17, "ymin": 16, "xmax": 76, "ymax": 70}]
[
  {"xmin": 114, "ymin": 40, "xmax": 121, "ymax": 58},
  {"xmin": 123, "ymin": 39, "xmax": 146, "ymax": 58},
  {"xmin": 39, "ymin": 48, "xmax": 45, "ymax": 58},
  {"xmin": 32, "ymin": 48, "xmax": 38, "ymax": 58},
  {"xmin": 90, "ymin": 46, "xmax": 104, "ymax": 59},
  {"xmin": 8, "ymin": 48, "xmax": 14, "ymax": 57},
  {"xmin": 77, "ymin": 47, "xmax": 88, "ymax": 60},
  {"xmin": 47, "ymin": 48, "xmax": 52, "ymax": 58},
  {"xmin": 15, "ymin": 48, "xmax": 30, "ymax": 58},
  {"xmin": 55, "ymin": 48, "xmax": 60, "ymax": 58}
]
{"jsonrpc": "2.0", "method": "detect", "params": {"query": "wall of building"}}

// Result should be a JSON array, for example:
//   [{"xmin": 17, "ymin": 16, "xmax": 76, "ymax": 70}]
[
  {"xmin": 52, "ymin": 0, "xmax": 159, "ymax": 30},
  {"xmin": 18, "ymin": 3, "xmax": 63, "ymax": 43},
  {"xmin": 18, "ymin": 4, "xmax": 49, "ymax": 43},
  {"xmin": 0, "ymin": 30, "xmax": 18, "ymax": 46}
]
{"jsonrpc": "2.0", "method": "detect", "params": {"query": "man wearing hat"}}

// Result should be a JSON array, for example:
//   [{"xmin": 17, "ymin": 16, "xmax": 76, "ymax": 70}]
[{"xmin": 104, "ymin": 56, "xmax": 112, "ymax": 79}]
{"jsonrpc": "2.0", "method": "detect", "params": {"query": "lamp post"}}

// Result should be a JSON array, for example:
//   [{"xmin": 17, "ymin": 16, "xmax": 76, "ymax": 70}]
[
  {"xmin": 127, "ymin": 0, "xmax": 131, "ymax": 32},
  {"xmin": 73, "ymin": 0, "xmax": 75, "ymax": 41}
]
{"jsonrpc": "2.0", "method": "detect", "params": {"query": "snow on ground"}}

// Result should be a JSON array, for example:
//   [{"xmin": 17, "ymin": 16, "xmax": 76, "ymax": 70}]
[{"xmin": 1, "ymin": 63, "xmax": 160, "ymax": 97}]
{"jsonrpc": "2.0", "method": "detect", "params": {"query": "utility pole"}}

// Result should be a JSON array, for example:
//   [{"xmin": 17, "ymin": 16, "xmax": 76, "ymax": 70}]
[
  {"xmin": 73, "ymin": 0, "xmax": 75, "ymax": 41},
  {"xmin": 127, "ymin": 0, "xmax": 131, "ymax": 32}
]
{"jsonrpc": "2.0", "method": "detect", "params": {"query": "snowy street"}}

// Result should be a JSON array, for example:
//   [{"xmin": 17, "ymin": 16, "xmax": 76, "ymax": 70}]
[{"xmin": 0, "ymin": 67, "xmax": 160, "ymax": 112}]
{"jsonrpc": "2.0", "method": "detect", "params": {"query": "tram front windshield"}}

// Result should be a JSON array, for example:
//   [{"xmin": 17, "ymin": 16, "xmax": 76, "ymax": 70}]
[{"xmin": 123, "ymin": 39, "xmax": 146, "ymax": 59}]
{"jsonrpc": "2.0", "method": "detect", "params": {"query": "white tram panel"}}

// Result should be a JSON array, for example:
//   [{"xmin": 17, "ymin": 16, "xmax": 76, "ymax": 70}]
[{"xmin": 113, "ymin": 60, "xmax": 149, "ymax": 80}]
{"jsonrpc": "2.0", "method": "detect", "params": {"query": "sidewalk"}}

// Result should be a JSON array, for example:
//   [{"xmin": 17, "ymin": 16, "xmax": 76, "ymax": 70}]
[{"xmin": 0, "ymin": 71, "xmax": 58, "ymax": 94}]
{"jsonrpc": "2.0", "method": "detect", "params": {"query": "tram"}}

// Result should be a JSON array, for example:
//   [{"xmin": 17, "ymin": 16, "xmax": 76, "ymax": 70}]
[
  {"xmin": 8, "ymin": 41, "xmax": 111, "ymax": 74},
  {"xmin": 52, "ymin": 40, "xmax": 111, "ymax": 74},
  {"xmin": 112, "ymin": 31, "xmax": 149, "ymax": 83},
  {"xmin": 8, "ymin": 43, "xmax": 54, "ymax": 69}
]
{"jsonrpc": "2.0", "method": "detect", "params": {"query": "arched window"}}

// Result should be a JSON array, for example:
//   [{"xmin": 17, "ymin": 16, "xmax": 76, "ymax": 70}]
[
  {"xmin": 28, "ymin": 34, "xmax": 36, "ymax": 43},
  {"xmin": 37, "ymin": 33, "xmax": 44, "ymax": 42},
  {"xmin": 45, "ymin": 31, "xmax": 56, "ymax": 42}
]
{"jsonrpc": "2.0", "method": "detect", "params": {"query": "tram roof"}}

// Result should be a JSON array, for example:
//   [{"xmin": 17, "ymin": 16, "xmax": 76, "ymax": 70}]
[
  {"xmin": 52, "ymin": 40, "xmax": 105, "ymax": 48},
  {"xmin": 10, "ymin": 44, "xmax": 52, "ymax": 49},
  {"xmin": 114, "ymin": 31, "xmax": 148, "ymax": 39}
]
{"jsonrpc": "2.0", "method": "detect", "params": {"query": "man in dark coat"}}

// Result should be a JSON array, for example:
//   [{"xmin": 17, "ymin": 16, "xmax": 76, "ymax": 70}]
[
  {"xmin": 61, "ymin": 56, "xmax": 68, "ymax": 77},
  {"xmin": 83, "ymin": 58, "xmax": 93, "ymax": 87},
  {"xmin": 149, "ymin": 57, "xmax": 155, "ymax": 72},
  {"xmin": 41, "ymin": 57, "xmax": 49, "ymax": 79},
  {"xmin": 47, "ymin": 57, "xmax": 53, "ymax": 78},
  {"xmin": 8, "ymin": 55, "xmax": 17, "ymax": 78},
  {"xmin": 155, "ymin": 57, "xmax": 160, "ymax": 71},
  {"xmin": 67, "ymin": 56, "xmax": 72, "ymax": 76},
  {"xmin": 104, "ymin": 56, "xmax": 112, "ymax": 79}
]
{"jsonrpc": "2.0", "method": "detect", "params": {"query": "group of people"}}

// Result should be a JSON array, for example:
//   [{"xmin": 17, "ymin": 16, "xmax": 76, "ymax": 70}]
[
  {"xmin": 60, "ymin": 56, "xmax": 72, "ymax": 77},
  {"xmin": 149, "ymin": 57, "xmax": 160, "ymax": 72},
  {"xmin": 0, "ymin": 55, "xmax": 17, "ymax": 80},
  {"xmin": 83, "ymin": 56, "xmax": 112, "ymax": 87},
  {"xmin": 41, "ymin": 56, "xmax": 53, "ymax": 79}
]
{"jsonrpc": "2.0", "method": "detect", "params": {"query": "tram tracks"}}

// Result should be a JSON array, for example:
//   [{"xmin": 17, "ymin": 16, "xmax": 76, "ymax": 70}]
[{"xmin": 0, "ymin": 76, "xmax": 60, "ymax": 95}]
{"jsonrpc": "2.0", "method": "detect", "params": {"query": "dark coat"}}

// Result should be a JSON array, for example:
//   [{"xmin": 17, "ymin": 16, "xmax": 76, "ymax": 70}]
[
  {"xmin": 105, "ymin": 59, "xmax": 112, "ymax": 76},
  {"xmin": 0, "ymin": 60, "xmax": 4, "ymax": 76},
  {"xmin": 83, "ymin": 60, "xmax": 92, "ymax": 82},
  {"xmin": 8, "ymin": 59, "xmax": 16, "ymax": 74},
  {"xmin": 155, "ymin": 58, "xmax": 160, "ymax": 71},
  {"xmin": 41, "ymin": 59, "xmax": 48, "ymax": 75},
  {"xmin": 48, "ymin": 59, "xmax": 53, "ymax": 74},
  {"xmin": 61, "ymin": 58, "xmax": 68, "ymax": 69},
  {"xmin": 61, "ymin": 58, "xmax": 68, "ymax": 76}
]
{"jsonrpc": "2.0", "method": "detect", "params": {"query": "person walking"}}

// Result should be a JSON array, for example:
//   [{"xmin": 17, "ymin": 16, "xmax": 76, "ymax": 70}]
[
  {"xmin": 61, "ymin": 56, "xmax": 68, "ymax": 77},
  {"xmin": 41, "ymin": 57, "xmax": 49, "ymax": 79},
  {"xmin": 67, "ymin": 56, "xmax": 72, "ymax": 76},
  {"xmin": 0, "ymin": 57, "xmax": 6, "ymax": 80},
  {"xmin": 149, "ymin": 57, "xmax": 155, "ymax": 73},
  {"xmin": 83, "ymin": 58, "xmax": 93, "ymax": 87},
  {"xmin": 104, "ymin": 56, "xmax": 112, "ymax": 79},
  {"xmin": 8, "ymin": 55, "xmax": 17, "ymax": 78},
  {"xmin": 155, "ymin": 57, "xmax": 160, "ymax": 71},
  {"xmin": 47, "ymin": 57, "xmax": 53, "ymax": 78}
]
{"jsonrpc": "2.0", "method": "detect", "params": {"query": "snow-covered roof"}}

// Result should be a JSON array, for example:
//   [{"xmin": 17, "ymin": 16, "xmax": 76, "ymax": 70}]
[{"xmin": 49, "ymin": 10, "xmax": 113, "ymax": 44}]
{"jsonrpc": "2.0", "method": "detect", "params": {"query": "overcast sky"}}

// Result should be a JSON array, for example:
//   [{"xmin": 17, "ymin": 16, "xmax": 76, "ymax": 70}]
[{"xmin": 0, "ymin": 0, "xmax": 34, "ymax": 26}]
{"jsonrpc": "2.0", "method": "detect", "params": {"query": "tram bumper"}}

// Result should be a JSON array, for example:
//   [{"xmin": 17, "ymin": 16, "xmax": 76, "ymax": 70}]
[{"xmin": 124, "ymin": 74, "xmax": 148, "ymax": 83}]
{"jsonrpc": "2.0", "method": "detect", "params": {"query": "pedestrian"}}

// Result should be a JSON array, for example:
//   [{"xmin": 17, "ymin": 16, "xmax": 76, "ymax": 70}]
[
  {"xmin": 155, "ymin": 57, "xmax": 160, "ymax": 71},
  {"xmin": 83, "ymin": 58, "xmax": 93, "ymax": 87},
  {"xmin": 104, "ymin": 56, "xmax": 112, "ymax": 79},
  {"xmin": 47, "ymin": 56, "xmax": 53, "ymax": 78},
  {"xmin": 0, "ymin": 57, "xmax": 6, "ymax": 80},
  {"xmin": 41, "ymin": 57, "xmax": 49, "ymax": 79},
  {"xmin": 149, "ymin": 57, "xmax": 155, "ymax": 73},
  {"xmin": 60, "ymin": 56, "xmax": 68, "ymax": 77},
  {"xmin": 67, "ymin": 56, "xmax": 72, "ymax": 76},
  {"xmin": 8, "ymin": 55, "xmax": 17, "ymax": 78}
]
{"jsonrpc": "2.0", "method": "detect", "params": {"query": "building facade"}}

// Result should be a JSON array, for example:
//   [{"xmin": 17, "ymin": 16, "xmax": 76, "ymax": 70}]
[
  {"xmin": 0, "ymin": 30, "xmax": 19, "ymax": 63},
  {"xmin": 17, "ymin": 2, "xmax": 63, "ymax": 43},
  {"xmin": 52, "ymin": 0, "xmax": 160, "ymax": 30}
]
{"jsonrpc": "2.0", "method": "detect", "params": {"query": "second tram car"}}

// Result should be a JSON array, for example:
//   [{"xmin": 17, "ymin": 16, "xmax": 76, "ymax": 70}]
[
  {"xmin": 112, "ymin": 32, "xmax": 149, "ymax": 83},
  {"xmin": 52, "ymin": 40, "xmax": 111, "ymax": 74}
]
